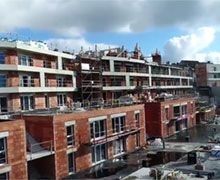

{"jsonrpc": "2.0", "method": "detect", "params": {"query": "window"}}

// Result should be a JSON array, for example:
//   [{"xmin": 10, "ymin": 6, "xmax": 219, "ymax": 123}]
[
  {"xmin": 0, "ymin": 52, "xmax": 5, "ymax": 64},
  {"xmin": 165, "ymin": 108, "xmax": 169, "ymax": 120},
  {"xmin": 113, "ymin": 139, "xmax": 125, "ymax": 156},
  {"xmin": 57, "ymin": 94, "xmax": 67, "ymax": 106},
  {"xmin": 173, "ymin": 106, "xmax": 180, "ymax": 117},
  {"xmin": 18, "ymin": 55, "xmax": 32, "ymax": 66},
  {"xmin": 135, "ymin": 113, "xmax": 140, "ymax": 128},
  {"xmin": 20, "ymin": 95, "xmax": 34, "ymax": 110},
  {"xmin": 0, "ymin": 173, "xmax": 8, "ymax": 180},
  {"xmin": 213, "ymin": 67, "xmax": 217, "ymax": 71},
  {"xmin": 45, "ymin": 95, "xmax": 49, "ymax": 108},
  {"xmin": 0, "ymin": 137, "xmax": 7, "ymax": 165},
  {"xmin": 181, "ymin": 105, "xmax": 187, "ymax": 115},
  {"xmin": 0, "ymin": 97, "xmax": 7, "ymax": 113},
  {"xmin": 20, "ymin": 75, "xmax": 33, "ymax": 87},
  {"xmin": 66, "ymin": 125, "xmax": 75, "ymax": 147},
  {"xmin": 68, "ymin": 153, "xmax": 75, "ymax": 174},
  {"xmin": 92, "ymin": 144, "xmax": 106, "ymax": 163},
  {"xmin": 136, "ymin": 133, "xmax": 140, "ymax": 147},
  {"xmin": 57, "ymin": 76, "xmax": 65, "ymax": 87},
  {"xmin": 90, "ymin": 119, "xmax": 106, "ymax": 139},
  {"xmin": 112, "ymin": 116, "xmax": 125, "ymax": 133},
  {"xmin": 0, "ymin": 75, "xmax": 6, "ymax": 87}
]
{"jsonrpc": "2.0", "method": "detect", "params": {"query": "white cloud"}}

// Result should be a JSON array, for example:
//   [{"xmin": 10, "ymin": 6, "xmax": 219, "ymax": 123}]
[
  {"xmin": 46, "ymin": 37, "xmax": 118, "ymax": 53},
  {"xmin": 1, "ymin": 0, "xmax": 220, "ymax": 36},
  {"xmin": 163, "ymin": 27, "xmax": 216, "ymax": 62},
  {"xmin": 195, "ymin": 52, "xmax": 220, "ymax": 64}
]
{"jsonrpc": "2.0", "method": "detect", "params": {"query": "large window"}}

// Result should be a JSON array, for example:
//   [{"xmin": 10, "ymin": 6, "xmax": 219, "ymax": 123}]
[
  {"xmin": 0, "ymin": 137, "xmax": 7, "ymax": 165},
  {"xmin": 165, "ymin": 108, "xmax": 169, "ymax": 120},
  {"xmin": 45, "ymin": 95, "xmax": 50, "ymax": 108},
  {"xmin": 0, "ymin": 75, "xmax": 6, "ymax": 87},
  {"xmin": 0, "ymin": 97, "xmax": 7, "ymax": 113},
  {"xmin": 57, "ymin": 94, "xmax": 67, "ymax": 106},
  {"xmin": 0, "ymin": 173, "xmax": 8, "ymax": 180},
  {"xmin": 92, "ymin": 144, "xmax": 106, "ymax": 164},
  {"xmin": 18, "ymin": 55, "xmax": 33, "ymax": 66},
  {"xmin": 19, "ymin": 75, "xmax": 34, "ymax": 87},
  {"xmin": 66, "ymin": 125, "xmax": 75, "ymax": 147},
  {"xmin": 113, "ymin": 139, "xmax": 125, "ymax": 156},
  {"xmin": 181, "ymin": 105, "xmax": 187, "ymax": 115},
  {"xmin": 0, "ymin": 52, "xmax": 5, "ymax": 64},
  {"xmin": 57, "ymin": 76, "xmax": 65, "ymax": 87},
  {"xmin": 112, "ymin": 116, "xmax": 125, "ymax": 133},
  {"xmin": 68, "ymin": 153, "xmax": 75, "ymax": 174},
  {"xmin": 135, "ymin": 112, "xmax": 140, "ymax": 128},
  {"xmin": 173, "ymin": 106, "xmax": 180, "ymax": 117},
  {"xmin": 20, "ymin": 95, "xmax": 34, "ymax": 110},
  {"xmin": 90, "ymin": 119, "xmax": 106, "ymax": 139}
]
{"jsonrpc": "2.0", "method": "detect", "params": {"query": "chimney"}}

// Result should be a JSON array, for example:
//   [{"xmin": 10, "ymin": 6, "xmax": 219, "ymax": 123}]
[
  {"xmin": 152, "ymin": 49, "xmax": 161, "ymax": 64},
  {"xmin": 133, "ymin": 43, "xmax": 141, "ymax": 59}
]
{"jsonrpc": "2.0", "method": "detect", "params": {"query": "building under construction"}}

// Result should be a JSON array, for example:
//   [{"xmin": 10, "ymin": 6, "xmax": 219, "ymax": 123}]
[{"xmin": 0, "ymin": 39, "xmax": 196, "ymax": 179}]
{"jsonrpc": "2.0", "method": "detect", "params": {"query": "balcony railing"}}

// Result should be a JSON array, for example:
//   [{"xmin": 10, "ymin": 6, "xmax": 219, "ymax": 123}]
[
  {"xmin": 43, "ymin": 60, "xmax": 57, "ymax": 69},
  {"xmin": 45, "ymin": 79, "xmax": 73, "ymax": 87},
  {"xmin": 90, "ymin": 122, "xmax": 141, "ymax": 145},
  {"xmin": 81, "ymin": 80, "xmax": 102, "ymax": 87},
  {"xmin": 27, "ymin": 140, "xmax": 53, "ymax": 160}
]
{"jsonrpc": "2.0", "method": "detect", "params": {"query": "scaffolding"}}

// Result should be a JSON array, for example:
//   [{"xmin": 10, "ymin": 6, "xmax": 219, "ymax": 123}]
[{"xmin": 77, "ymin": 48, "xmax": 103, "ymax": 102}]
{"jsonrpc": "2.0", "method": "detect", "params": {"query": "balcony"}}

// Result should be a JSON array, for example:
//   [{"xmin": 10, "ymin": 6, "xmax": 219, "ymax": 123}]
[
  {"xmin": 45, "ymin": 79, "xmax": 73, "ymax": 87},
  {"xmin": 43, "ymin": 60, "xmax": 57, "ymax": 69},
  {"xmin": 26, "ymin": 133, "xmax": 54, "ymax": 161},
  {"xmin": 90, "ymin": 123, "xmax": 141, "ymax": 145}
]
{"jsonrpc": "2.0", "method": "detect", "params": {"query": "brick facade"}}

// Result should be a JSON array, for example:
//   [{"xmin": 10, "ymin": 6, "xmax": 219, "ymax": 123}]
[
  {"xmin": 145, "ymin": 98, "xmax": 196, "ymax": 138},
  {"xmin": 0, "ymin": 119, "xmax": 28, "ymax": 180},
  {"xmin": 22, "ymin": 104, "xmax": 146, "ymax": 179}
]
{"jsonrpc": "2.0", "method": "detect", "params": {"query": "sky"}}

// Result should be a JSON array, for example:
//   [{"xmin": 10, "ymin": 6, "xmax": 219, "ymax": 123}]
[{"xmin": 1, "ymin": 0, "xmax": 220, "ymax": 63}]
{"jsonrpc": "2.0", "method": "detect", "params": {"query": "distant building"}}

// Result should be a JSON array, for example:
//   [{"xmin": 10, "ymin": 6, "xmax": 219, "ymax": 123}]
[
  {"xmin": 145, "ymin": 96, "xmax": 196, "ymax": 138},
  {"xmin": 195, "ymin": 63, "xmax": 220, "ymax": 107}
]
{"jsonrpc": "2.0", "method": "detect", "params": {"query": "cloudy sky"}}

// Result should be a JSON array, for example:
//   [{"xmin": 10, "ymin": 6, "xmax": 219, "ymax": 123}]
[{"xmin": 1, "ymin": 0, "xmax": 220, "ymax": 63}]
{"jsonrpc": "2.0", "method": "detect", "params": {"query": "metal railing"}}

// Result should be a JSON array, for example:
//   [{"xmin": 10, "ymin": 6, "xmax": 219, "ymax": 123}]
[
  {"xmin": 28, "ymin": 140, "xmax": 53, "ymax": 159},
  {"xmin": 45, "ymin": 79, "xmax": 73, "ymax": 87},
  {"xmin": 43, "ymin": 60, "xmax": 57, "ymax": 69},
  {"xmin": 90, "ymin": 122, "xmax": 141, "ymax": 144}
]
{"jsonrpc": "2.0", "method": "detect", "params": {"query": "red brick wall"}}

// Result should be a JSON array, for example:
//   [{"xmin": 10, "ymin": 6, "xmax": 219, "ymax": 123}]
[
  {"xmin": 24, "ymin": 116, "xmax": 54, "ymax": 143},
  {"xmin": 53, "ymin": 104, "xmax": 145, "ymax": 179},
  {"xmin": 195, "ymin": 64, "xmax": 207, "ymax": 86},
  {"xmin": 145, "ymin": 98, "xmax": 196, "ymax": 138},
  {"xmin": 145, "ymin": 102, "xmax": 162, "ymax": 137},
  {"xmin": 5, "ymin": 50, "xmax": 18, "ymax": 65},
  {"xmin": 7, "ymin": 72, "xmax": 19, "ymax": 87},
  {"xmin": 0, "ymin": 120, "xmax": 28, "ymax": 180},
  {"xmin": 35, "ymin": 93, "xmax": 46, "ymax": 109},
  {"xmin": 8, "ymin": 94, "xmax": 20, "ymax": 111}
]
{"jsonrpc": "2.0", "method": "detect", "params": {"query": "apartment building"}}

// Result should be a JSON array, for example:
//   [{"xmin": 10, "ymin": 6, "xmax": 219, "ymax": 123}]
[
  {"xmin": 0, "ymin": 103, "xmax": 145, "ymax": 179},
  {"xmin": 195, "ymin": 62, "xmax": 220, "ymax": 108},
  {"xmin": 0, "ymin": 39, "xmax": 196, "ymax": 179},
  {"xmin": 0, "ymin": 39, "xmax": 77, "ymax": 113},
  {"xmin": 101, "ymin": 47, "xmax": 193, "ymax": 101},
  {"xmin": 145, "ymin": 96, "xmax": 196, "ymax": 138}
]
